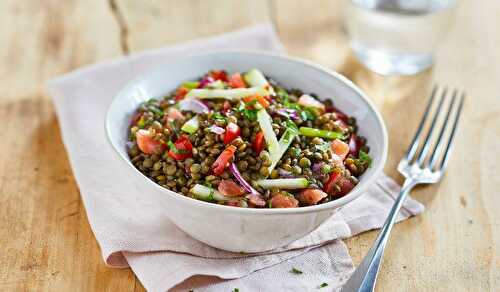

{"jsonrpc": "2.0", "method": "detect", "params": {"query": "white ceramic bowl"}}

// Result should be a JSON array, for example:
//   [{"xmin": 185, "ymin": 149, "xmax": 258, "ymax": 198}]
[{"xmin": 105, "ymin": 51, "xmax": 388, "ymax": 253}]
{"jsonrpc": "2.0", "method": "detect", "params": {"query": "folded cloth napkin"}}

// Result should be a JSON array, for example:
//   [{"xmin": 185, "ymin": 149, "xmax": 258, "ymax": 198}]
[{"xmin": 47, "ymin": 23, "xmax": 424, "ymax": 291}]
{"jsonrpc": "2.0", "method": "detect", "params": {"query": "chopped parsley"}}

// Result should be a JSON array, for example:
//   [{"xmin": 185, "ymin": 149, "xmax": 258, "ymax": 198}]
[
  {"xmin": 237, "ymin": 102, "xmax": 258, "ymax": 121},
  {"xmin": 212, "ymin": 112, "xmax": 227, "ymax": 122},
  {"xmin": 315, "ymin": 141, "xmax": 331, "ymax": 153},
  {"xmin": 276, "ymin": 87, "xmax": 289, "ymax": 101},
  {"xmin": 148, "ymin": 106, "xmax": 164, "ymax": 117},
  {"xmin": 290, "ymin": 267, "xmax": 303, "ymax": 274},
  {"xmin": 232, "ymin": 289, "xmax": 239, "ymax": 292},
  {"xmin": 137, "ymin": 116, "xmax": 146, "ymax": 128},
  {"xmin": 300, "ymin": 108, "xmax": 316, "ymax": 121},
  {"xmin": 318, "ymin": 282, "xmax": 329, "ymax": 289},
  {"xmin": 285, "ymin": 119, "xmax": 299, "ymax": 135}
]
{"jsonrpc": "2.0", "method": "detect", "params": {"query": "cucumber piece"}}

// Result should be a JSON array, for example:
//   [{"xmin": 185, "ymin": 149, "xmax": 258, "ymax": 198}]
[
  {"xmin": 181, "ymin": 116, "xmax": 199, "ymax": 134},
  {"xmin": 243, "ymin": 69, "xmax": 275, "ymax": 95},
  {"xmin": 185, "ymin": 86, "xmax": 268, "ymax": 100},
  {"xmin": 299, "ymin": 127, "xmax": 344, "ymax": 140},
  {"xmin": 190, "ymin": 184, "xmax": 230, "ymax": 202},
  {"xmin": 268, "ymin": 128, "xmax": 298, "ymax": 173},
  {"xmin": 256, "ymin": 178, "xmax": 310, "ymax": 189},
  {"xmin": 257, "ymin": 108, "xmax": 280, "ymax": 157}
]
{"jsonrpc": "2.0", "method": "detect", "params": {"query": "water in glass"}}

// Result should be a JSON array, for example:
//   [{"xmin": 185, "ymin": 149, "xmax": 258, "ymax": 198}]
[{"xmin": 343, "ymin": 0, "xmax": 456, "ymax": 75}]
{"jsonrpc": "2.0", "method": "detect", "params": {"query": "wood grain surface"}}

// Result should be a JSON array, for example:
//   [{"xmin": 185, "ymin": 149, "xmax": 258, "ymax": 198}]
[{"xmin": 0, "ymin": 0, "xmax": 498, "ymax": 291}]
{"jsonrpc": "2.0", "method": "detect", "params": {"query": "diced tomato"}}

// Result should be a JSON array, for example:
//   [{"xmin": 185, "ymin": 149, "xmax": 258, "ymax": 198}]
[
  {"xmin": 298, "ymin": 95, "xmax": 325, "ymax": 111},
  {"xmin": 218, "ymin": 179, "xmax": 245, "ymax": 197},
  {"xmin": 243, "ymin": 95, "xmax": 269, "ymax": 108},
  {"xmin": 252, "ymin": 131, "xmax": 265, "ymax": 154},
  {"xmin": 167, "ymin": 135, "xmax": 193, "ymax": 160},
  {"xmin": 174, "ymin": 86, "xmax": 189, "ymax": 101},
  {"xmin": 323, "ymin": 170, "xmax": 342, "ymax": 195},
  {"xmin": 256, "ymin": 95, "xmax": 270, "ymax": 108},
  {"xmin": 228, "ymin": 73, "xmax": 246, "ymax": 88},
  {"xmin": 331, "ymin": 139, "xmax": 350, "ymax": 161},
  {"xmin": 212, "ymin": 145, "xmax": 237, "ymax": 175},
  {"xmin": 298, "ymin": 189, "xmax": 328, "ymax": 205},
  {"xmin": 209, "ymin": 70, "xmax": 228, "ymax": 82},
  {"xmin": 222, "ymin": 101, "xmax": 231, "ymax": 114},
  {"xmin": 348, "ymin": 133, "xmax": 361, "ymax": 157},
  {"xmin": 246, "ymin": 194, "xmax": 266, "ymax": 207},
  {"xmin": 166, "ymin": 108, "xmax": 185, "ymax": 121},
  {"xmin": 223, "ymin": 122, "xmax": 241, "ymax": 144},
  {"xmin": 136, "ymin": 129, "xmax": 164, "ymax": 154},
  {"xmin": 270, "ymin": 193, "xmax": 299, "ymax": 208}
]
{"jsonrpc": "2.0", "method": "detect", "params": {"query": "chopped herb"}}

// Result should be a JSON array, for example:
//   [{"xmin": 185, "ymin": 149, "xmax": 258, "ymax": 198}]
[
  {"xmin": 237, "ymin": 102, "xmax": 258, "ymax": 121},
  {"xmin": 318, "ymin": 282, "xmax": 328, "ymax": 289},
  {"xmin": 300, "ymin": 107, "xmax": 317, "ymax": 121},
  {"xmin": 285, "ymin": 119, "xmax": 299, "ymax": 135},
  {"xmin": 213, "ymin": 112, "xmax": 227, "ymax": 122},
  {"xmin": 207, "ymin": 188, "xmax": 215, "ymax": 201},
  {"xmin": 137, "ymin": 116, "xmax": 146, "ymax": 128},
  {"xmin": 168, "ymin": 120, "xmax": 180, "ymax": 137},
  {"xmin": 290, "ymin": 267, "xmax": 303, "ymax": 274},
  {"xmin": 315, "ymin": 141, "xmax": 331, "ymax": 153},
  {"xmin": 148, "ymin": 106, "xmax": 164, "ymax": 117},
  {"xmin": 232, "ymin": 289, "xmax": 239, "ymax": 292},
  {"xmin": 276, "ymin": 87, "xmax": 289, "ymax": 101},
  {"xmin": 358, "ymin": 150, "xmax": 372, "ymax": 168}
]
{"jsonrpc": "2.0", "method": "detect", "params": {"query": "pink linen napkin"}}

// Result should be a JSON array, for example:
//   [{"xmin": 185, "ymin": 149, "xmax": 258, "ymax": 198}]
[{"xmin": 47, "ymin": 23, "xmax": 424, "ymax": 291}]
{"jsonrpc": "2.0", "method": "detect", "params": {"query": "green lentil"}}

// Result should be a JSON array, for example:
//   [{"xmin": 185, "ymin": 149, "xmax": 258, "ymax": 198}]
[
  {"xmin": 292, "ymin": 165, "xmax": 302, "ymax": 175},
  {"xmin": 142, "ymin": 158, "xmax": 153, "ymax": 168},
  {"xmin": 299, "ymin": 157, "xmax": 311, "ymax": 168},
  {"xmin": 259, "ymin": 166, "xmax": 270, "ymax": 177},
  {"xmin": 166, "ymin": 164, "xmax": 177, "ymax": 175}
]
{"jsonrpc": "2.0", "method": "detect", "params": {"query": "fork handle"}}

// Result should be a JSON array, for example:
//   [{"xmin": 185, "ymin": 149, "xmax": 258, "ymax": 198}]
[{"xmin": 340, "ymin": 178, "xmax": 418, "ymax": 292}]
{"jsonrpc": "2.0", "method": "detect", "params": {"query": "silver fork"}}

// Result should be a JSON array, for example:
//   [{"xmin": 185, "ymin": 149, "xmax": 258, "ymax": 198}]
[{"xmin": 340, "ymin": 86, "xmax": 465, "ymax": 292}]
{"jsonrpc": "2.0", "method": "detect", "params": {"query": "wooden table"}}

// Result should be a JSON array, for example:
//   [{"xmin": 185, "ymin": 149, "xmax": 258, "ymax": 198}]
[{"xmin": 1, "ymin": 0, "xmax": 498, "ymax": 291}]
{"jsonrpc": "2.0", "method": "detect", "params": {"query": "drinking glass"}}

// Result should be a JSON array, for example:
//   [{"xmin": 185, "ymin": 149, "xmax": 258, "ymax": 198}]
[{"xmin": 343, "ymin": 0, "xmax": 457, "ymax": 75}]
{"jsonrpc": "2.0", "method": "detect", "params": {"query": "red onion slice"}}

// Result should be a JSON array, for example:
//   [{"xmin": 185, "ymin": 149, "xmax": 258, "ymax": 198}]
[
  {"xmin": 208, "ymin": 125, "xmax": 225, "ymax": 135},
  {"xmin": 277, "ymin": 168, "xmax": 294, "ymax": 178},
  {"xmin": 178, "ymin": 99, "xmax": 209, "ymax": 114},
  {"xmin": 276, "ymin": 108, "xmax": 300, "ymax": 120},
  {"xmin": 229, "ymin": 163, "xmax": 260, "ymax": 196},
  {"xmin": 312, "ymin": 162, "xmax": 324, "ymax": 173}
]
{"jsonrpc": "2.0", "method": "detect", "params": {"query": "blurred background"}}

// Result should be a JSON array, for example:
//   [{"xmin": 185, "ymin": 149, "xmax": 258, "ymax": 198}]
[{"xmin": 1, "ymin": 0, "xmax": 499, "ymax": 291}]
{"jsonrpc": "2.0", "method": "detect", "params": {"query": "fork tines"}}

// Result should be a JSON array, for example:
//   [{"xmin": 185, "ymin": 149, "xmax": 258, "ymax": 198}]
[{"xmin": 403, "ymin": 85, "xmax": 465, "ymax": 173}]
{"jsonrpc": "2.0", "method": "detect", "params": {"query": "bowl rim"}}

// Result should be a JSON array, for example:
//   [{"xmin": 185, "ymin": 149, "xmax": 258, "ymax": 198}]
[{"xmin": 105, "ymin": 49, "xmax": 388, "ymax": 215}]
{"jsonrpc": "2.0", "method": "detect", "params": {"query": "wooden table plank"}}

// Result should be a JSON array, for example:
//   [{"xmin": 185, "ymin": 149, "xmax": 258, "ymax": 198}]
[
  {"xmin": 0, "ymin": 0, "xmax": 138, "ymax": 291},
  {"xmin": 116, "ymin": 0, "xmax": 271, "ymax": 52}
]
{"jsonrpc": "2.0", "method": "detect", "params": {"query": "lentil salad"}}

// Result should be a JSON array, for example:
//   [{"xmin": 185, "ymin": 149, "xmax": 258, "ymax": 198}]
[{"xmin": 127, "ymin": 69, "xmax": 372, "ymax": 208}]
